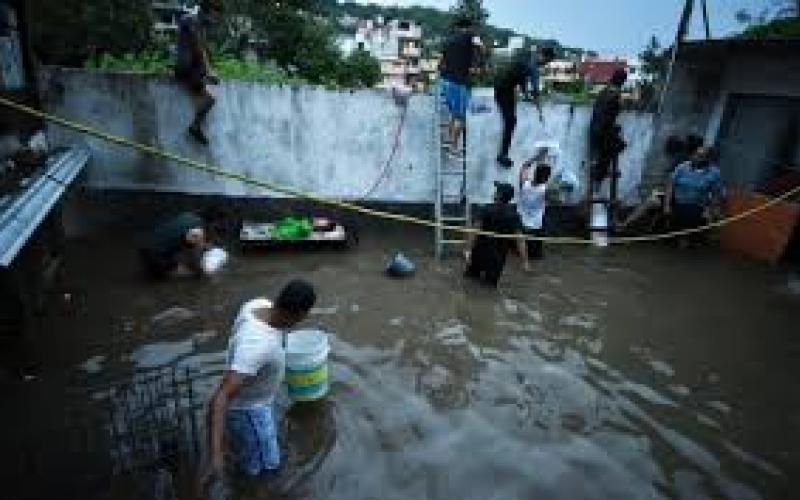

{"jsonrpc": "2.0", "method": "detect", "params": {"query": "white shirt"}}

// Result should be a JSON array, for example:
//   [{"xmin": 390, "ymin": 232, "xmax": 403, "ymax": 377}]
[
  {"xmin": 518, "ymin": 181, "xmax": 547, "ymax": 230},
  {"xmin": 226, "ymin": 298, "xmax": 285, "ymax": 409}
]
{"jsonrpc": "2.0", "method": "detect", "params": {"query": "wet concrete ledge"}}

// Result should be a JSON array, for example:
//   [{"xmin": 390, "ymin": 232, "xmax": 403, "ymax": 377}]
[{"xmin": 63, "ymin": 188, "xmax": 589, "ymax": 239}]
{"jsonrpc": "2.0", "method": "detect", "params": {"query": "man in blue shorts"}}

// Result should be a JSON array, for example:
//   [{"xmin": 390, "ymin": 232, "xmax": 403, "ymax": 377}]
[{"xmin": 439, "ymin": 17, "xmax": 483, "ymax": 156}]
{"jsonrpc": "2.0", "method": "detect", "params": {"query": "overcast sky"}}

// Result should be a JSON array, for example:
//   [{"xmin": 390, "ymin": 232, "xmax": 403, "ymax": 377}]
[{"xmin": 351, "ymin": 0, "xmax": 769, "ymax": 56}]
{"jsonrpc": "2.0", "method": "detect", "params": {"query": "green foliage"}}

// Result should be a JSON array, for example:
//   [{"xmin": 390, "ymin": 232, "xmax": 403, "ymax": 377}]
[
  {"xmin": 638, "ymin": 35, "xmax": 669, "ymax": 111},
  {"xmin": 553, "ymin": 79, "xmax": 589, "ymax": 96},
  {"xmin": 640, "ymin": 36, "xmax": 668, "ymax": 82},
  {"xmin": 740, "ymin": 16, "xmax": 800, "ymax": 39},
  {"xmin": 451, "ymin": 0, "xmax": 489, "ymax": 28},
  {"xmin": 30, "ymin": 0, "xmax": 153, "ymax": 66},
  {"xmin": 337, "ymin": 49, "xmax": 383, "ymax": 88},
  {"xmin": 84, "ymin": 49, "xmax": 304, "ymax": 85},
  {"xmin": 84, "ymin": 50, "xmax": 170, "ymax": 74},
  {"xmin": 210, "ymin": 55, "xmax": 302, "ymax": 85}
]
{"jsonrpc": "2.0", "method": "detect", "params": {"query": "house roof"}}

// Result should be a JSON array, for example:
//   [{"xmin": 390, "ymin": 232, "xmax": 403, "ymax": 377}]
[{"xmin": 579, "ymin": 60, "xmax": 627, "ymax": 84}]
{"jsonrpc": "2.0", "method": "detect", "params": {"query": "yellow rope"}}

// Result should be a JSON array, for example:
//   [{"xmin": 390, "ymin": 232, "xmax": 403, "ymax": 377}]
[{"xmin": 2, "ymin": 95, "xmax": 799, "ymax": 245}]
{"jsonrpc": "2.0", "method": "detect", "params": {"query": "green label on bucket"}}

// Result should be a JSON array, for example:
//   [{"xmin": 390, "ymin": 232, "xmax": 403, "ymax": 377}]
[{"xmin": 286, "ymin": 365, "xmax": 328, "ymax": 386}]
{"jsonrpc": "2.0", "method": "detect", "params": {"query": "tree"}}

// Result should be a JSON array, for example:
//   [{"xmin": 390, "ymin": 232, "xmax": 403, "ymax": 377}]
[
  {"xmin": 741, "ymin": 17, "xmax": 800, "ymax": 38},
  {"xmin": 451, "ymin": 0, "xmax": 488, "ymax": 29},
  {"xmin": 219, "ymin": 0, "xmax": 344, "ymax": 84},
  {"xmin": 336, "ymin": 49, "xmax": 382, "ymax": 88},
  {"xmin": 638, "ymin": 35, "xmax": 670, "ymax": 110},
  {"xmin": 29, "ymin": 0, "xmax": 153, "ymax": 66},
  {"xmin": 775, "ymin": 0, "xmax": 800, "ymax": 18},
  {"xmin": 735, "ymin": 9, "xmax": 753, "ymax": 25},
  {"xmin": 640, "ymin": 36, "xmax": 668, "ymax": 83},
  {"xmin": 736, "ymin": 0, "xmax": 800, "ymax": 39}
]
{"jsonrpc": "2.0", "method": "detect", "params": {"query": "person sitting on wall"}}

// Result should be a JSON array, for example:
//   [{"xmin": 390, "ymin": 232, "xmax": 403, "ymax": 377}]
[
  {"xmin": 518, "ymin": 158, "xmax": 552, "ymax": 261},
  {"xmin": 465, "ymin": 182, "xmax": 530, "ymax": 288},
  {"xmin": 439, "ymin": 16, "xmax": 484, "ymax": 157},
  {"xmin": 493, "ymin": 46, "xmax": 556, "ymax": 169},
  {"xmin": 665, "ymin": 146, "xmax": 725, "ymax": 244},
  {"xmin": 139, "ymin": 209, "xmax": 224, "ymax": 280},
  {"xmin": 175, "ymin": 0, "xmax": 223, "ymax": 145},
  {"xmin": 199, "ymin": 280, "xmax": 316, "ymax": 488}
]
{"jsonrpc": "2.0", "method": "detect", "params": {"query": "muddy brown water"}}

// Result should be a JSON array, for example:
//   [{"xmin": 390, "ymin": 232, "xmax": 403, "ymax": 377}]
[{"xmin": 3, "ymin": 226, "xmax": 800, "ymax": 499}]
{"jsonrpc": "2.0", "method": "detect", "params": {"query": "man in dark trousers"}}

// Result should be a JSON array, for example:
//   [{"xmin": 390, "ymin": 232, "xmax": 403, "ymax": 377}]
[
  {"xmin": 175, "ymin": 0, "xmax": 223, "ymax": 145},
  {"xmin": 588, "ymin": 68, "xmax": 628, "ymax": 185},
  {"xmin": 494, "ymin": 46, "xmax": 555, "ymax": 168},
  {"xmin": 465, "ymin": 182, "xmax": 529, "ymax": 288},
  {"xmin": 439, "ymin": 17, "xmax": 483, "ymax": 156}
]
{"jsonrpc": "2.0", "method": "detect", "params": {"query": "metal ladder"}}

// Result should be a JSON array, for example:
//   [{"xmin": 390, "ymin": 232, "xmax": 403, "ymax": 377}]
[{"xmin": 434, "ymin": 88, "xmax": 471, "ymax": 260}]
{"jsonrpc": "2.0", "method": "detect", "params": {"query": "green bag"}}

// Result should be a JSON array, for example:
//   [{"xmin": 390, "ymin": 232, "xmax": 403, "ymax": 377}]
[{"xmin": 273, "ymin": 216, "xmax": 313, "ymax": 239}]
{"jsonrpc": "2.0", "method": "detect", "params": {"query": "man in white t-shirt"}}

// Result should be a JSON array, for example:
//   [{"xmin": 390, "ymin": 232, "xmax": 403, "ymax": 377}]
[
  {"xmin": 518, "ymin": 159, "xmax": 552, "ymax": 261},
  {"xmin": 200, "ymin": 280, "xmax": 317, "ymax": 485}
]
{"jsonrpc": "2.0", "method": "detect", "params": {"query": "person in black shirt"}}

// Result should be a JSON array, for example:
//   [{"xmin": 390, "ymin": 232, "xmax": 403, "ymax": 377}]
[
  {"xmin": 494, "ymin": 46, "xmax": 555, "ymax": 168},
  {"xmin": 465, "ymin": 182, "xmax": 530, "ymax": 288},
  {"xmin": 588, "ymin": 68, "xmax": 627, "ymax": 184},
  {"xmin": 440, "ymin": 17, "xmax": 483, "ymax": 156},
  {"xmin": 175, "ymin": 0, "xmax": 223, "ymax": 145}
]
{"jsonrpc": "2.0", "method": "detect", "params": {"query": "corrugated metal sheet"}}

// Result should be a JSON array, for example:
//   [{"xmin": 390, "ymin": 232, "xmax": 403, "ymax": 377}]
[{"xmin": 0, "ymin": 144, "xmax": 90, "ymax": 267}]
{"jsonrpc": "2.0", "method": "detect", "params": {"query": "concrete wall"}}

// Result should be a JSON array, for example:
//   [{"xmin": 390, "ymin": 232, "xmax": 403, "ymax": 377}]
[
  {"xmin": 643, "ymin": 45, "xmax": 800, "ymax": 192},
  {"xmin": 40, "ymin": 68, "xmax": 654, "ymax": 205},
  {"xmin": 467, "ymin": 90, "xmax": 653, "ymax": 204}
]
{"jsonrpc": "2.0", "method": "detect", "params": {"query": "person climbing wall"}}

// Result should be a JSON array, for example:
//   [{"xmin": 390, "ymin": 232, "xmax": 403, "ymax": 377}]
[{"xmin": 175, "ymin": 0, "xmax": 223, "ymax": 145}]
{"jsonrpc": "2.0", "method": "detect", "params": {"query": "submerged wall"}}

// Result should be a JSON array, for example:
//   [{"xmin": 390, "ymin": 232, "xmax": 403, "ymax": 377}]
[{"xmin": 40, "ymin": 68, "xmax": 654, "ymax": 205}]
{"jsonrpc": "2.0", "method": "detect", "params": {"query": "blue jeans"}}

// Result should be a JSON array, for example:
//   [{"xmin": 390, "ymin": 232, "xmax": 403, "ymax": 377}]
[{"xmin": 226, "ymin": 406, "xmax": 281, "ymax": 476}]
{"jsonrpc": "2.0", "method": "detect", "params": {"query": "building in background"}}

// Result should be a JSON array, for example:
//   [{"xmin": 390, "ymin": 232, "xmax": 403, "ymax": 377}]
[
  {"xmin": 579, "ymin": 56, "xmax": 643, "ymax": 99},
  {"xmin": 579, "ymin": 57, "xmax": 628, "ymax": 90},
  {"xmin": 151, "ymin": 1, "xmax": 182, "ymax": 37},
  {"xmin": 337, "ymin": 17, "xmax": 423, "ymax": 90},
  {"xmin": 541, "ymin": 59, "xmax": 581, "ymax": 88},
  {"xmin": 492, "ymin": 35, "xmax": 525, "ymax": 58}
]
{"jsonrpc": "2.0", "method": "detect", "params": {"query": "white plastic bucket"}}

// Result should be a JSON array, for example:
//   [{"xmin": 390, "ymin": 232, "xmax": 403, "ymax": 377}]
[
  {"xmin": 590, "ymin": 202, "xmax": 610, "ymax": 248},
  {"xmin": 285, "ymin": 330, "xmax": 330, "ymax": 402},
  {"xmin": 202, "ymin": 247, "xmax": 228, "ymax": 275}
]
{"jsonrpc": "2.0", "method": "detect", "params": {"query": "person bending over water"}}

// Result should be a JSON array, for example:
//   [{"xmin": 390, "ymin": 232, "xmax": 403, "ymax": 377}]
[{"xmin": 139, "ymin": 210, "xmax": 224, "ymax": 280}]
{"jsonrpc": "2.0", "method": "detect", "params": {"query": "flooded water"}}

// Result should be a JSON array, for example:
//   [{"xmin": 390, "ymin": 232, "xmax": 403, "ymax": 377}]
[{"xmin": 4, "ymin": 226, "xmax": 800, "ymax": 499}]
